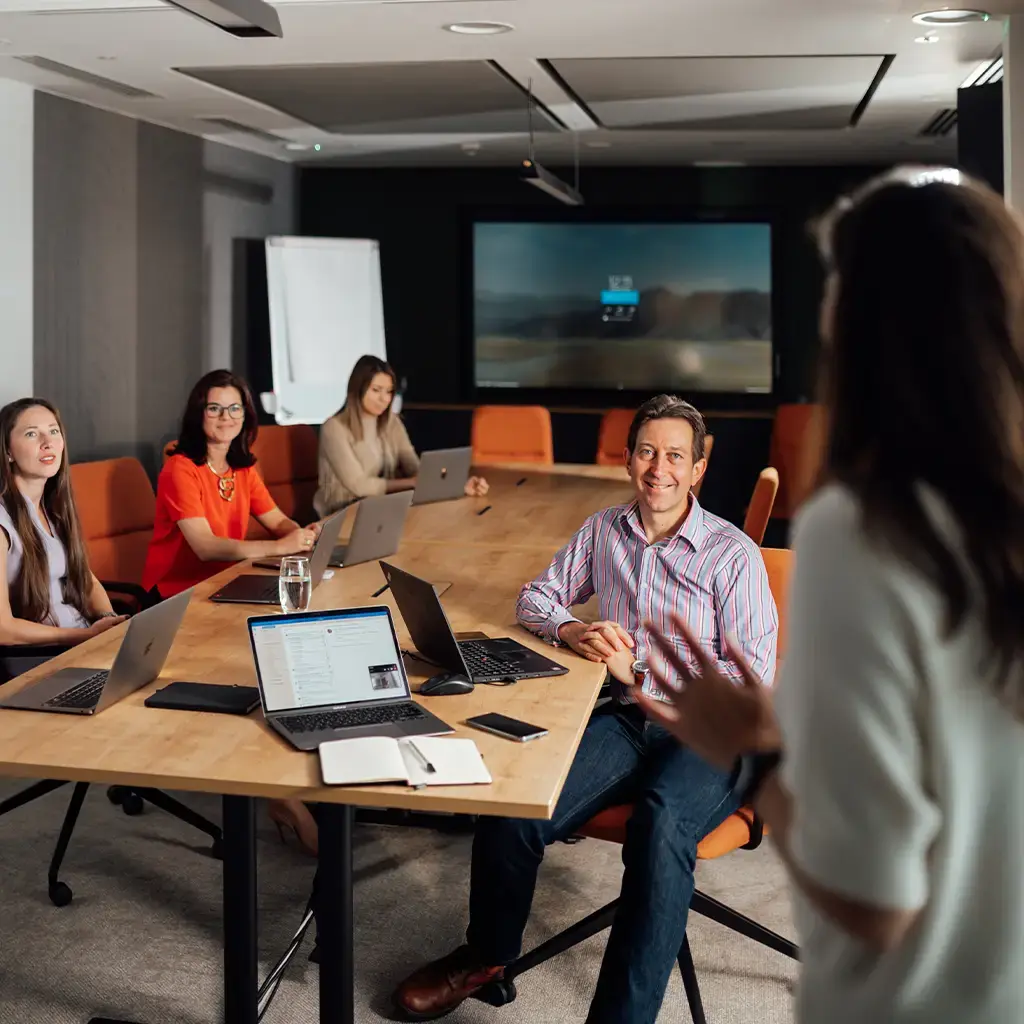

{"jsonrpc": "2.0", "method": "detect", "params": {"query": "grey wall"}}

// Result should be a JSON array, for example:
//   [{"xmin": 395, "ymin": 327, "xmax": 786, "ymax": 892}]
[{"xmin": 33, "ymin": 93, "xmax": 296, "ymax": 475}]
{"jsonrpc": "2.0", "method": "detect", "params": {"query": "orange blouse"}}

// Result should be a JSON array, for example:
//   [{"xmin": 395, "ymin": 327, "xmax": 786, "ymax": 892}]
[{"xmin": 142, "ymin": 455, "xmax": 276, "ymax": 597}]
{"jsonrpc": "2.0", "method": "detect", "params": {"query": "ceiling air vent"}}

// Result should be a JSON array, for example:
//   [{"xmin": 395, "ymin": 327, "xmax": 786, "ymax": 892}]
[
  {"xmin": 13, "ymin": 55, "xmax": 157, "ymax": 98},
  {"xmin": 199, "ymin": 117, "xmax": 285, "ymax": 144},
  {"xmin": 920, "ymin": 107, "xmax": 958, "ymax": 137}
]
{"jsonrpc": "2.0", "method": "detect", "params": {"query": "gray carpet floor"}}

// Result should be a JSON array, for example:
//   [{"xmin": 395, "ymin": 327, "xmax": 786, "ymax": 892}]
[{"xmin": 0, "ymin": 780, "xmax": 797, "ymax": 1023}]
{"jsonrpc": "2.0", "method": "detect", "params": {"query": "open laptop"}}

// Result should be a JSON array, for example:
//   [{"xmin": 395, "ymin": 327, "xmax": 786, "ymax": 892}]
[
  {"xmin": 380, "ymin": 561, "xmax": 569, "ymax": 684},
  {"xmin": 247, "ymin": 605, "xmax": 452, "ymax": 752},
  {"xmin": 209, "ymin": 508, "xmax": 345, "ymax": 605},
  {"xmin": 256, "ymin": 491, "xmax": 413, "ymax": 572},
  {"xmin": 412, "ymin": 447, "xmax": 472, "ymax": 505},
  {"xmin": 0, "ymin": 588, "xmax": 192, "ymax": 715}
]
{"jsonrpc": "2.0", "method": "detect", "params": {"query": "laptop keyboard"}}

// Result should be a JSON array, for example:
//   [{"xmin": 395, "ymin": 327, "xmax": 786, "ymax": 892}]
[
  {"xmin": 45, "ymin": 670, "xmax": 109, "ymax": 709},
  {"xmin": 279, "ymin": 702, "xmax": 426, "ymax": 734},
  {"xmin": 459, "ymin": 640, "xmax": 522, "ymax": 679}
]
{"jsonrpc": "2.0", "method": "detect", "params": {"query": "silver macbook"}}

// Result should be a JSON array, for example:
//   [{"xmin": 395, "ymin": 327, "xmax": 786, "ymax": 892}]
[
  {"xmin": 0, "ymin": 588, "xmax": 192, "ymax": 715},
  {"xmin": 247, "ymin": 605, "xmax": 452, "ymax": 752},
  {"xmin": 211, "ymin": 508, "xmax": 346, "ymax": 605},
  {"xmin": 412, "ymin": 447, "xmax": 472, "ymax": 505},
  {"xmin": 330, "ymin": 491, "xmax": 413, "ymax": 567}
]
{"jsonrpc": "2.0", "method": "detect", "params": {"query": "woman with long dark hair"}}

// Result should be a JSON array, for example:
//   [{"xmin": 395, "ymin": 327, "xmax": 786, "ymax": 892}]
[
  {"xmin": 0, "ymin": 398, "xmax": 125, "ymax": 647},
  {"xmin": 143, "ymin": 370, "xmax": 319, "ymax": 852},
  {"xmin": 641, "ymin": 167, "xmax": 1024, "ymax": 1022},
  {"xmin": 314, "ymin": 354, "xmax": 487, "ymax": 516},
  {"xmin": 142, "ymin": 369, "xmax": 316, "ymax": 600}
]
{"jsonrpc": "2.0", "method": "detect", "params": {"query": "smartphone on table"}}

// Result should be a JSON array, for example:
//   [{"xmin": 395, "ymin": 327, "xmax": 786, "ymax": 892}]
[{"xmin": 466, "ymin": 712, "xmax": 548, "ymax": 742}]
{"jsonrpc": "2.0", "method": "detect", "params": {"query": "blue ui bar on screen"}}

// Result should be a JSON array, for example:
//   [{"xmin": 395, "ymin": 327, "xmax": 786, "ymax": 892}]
[{"xmin": 600, "ymin": 289, "xmax": 640, "ymax": 305}]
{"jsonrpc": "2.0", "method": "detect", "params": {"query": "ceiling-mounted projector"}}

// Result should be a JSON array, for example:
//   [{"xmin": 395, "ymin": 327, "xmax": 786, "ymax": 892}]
[{"xmin": 521, "ymin": 159, "xmax": 584, "ymax": 207}]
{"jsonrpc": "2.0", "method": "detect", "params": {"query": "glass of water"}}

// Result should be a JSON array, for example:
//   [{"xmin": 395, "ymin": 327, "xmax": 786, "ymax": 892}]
[{"xmin": 279, "ymin": 556, "xmax": 312, "ymax": 614}]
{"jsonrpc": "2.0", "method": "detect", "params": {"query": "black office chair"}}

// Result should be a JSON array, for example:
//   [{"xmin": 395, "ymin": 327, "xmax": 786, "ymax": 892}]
[{"xmin": 0, "ymin": 641, "xmax": 223, "ymax": 906}]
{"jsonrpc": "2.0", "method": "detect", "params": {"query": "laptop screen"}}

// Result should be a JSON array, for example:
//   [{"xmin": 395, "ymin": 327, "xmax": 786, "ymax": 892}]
[{"xmin": 249, "ymin": 606, "xmax": 409, "ymax": 713}]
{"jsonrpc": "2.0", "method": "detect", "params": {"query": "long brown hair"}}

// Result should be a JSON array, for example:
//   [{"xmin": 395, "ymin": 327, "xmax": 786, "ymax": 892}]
[
  {"xmin": 337, "ymin": 355, "xmax": 398, "ymax": 443},
  {"xmin": 0, "ymin": 398, "xmax": 92, "ymax": 625},
  {"xmin": 171, "ymin": 369, "xmax": 258, "ymax": 469},
  {"xmin": 815, "ymin": 167, "xmax": 1024, "ymax": 713}
]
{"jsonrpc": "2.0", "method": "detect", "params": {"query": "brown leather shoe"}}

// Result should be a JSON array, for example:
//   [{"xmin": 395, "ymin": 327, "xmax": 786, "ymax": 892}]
[{"xmin": 393, "ymin": 945, "xmax": 504, "ymax": 1020}]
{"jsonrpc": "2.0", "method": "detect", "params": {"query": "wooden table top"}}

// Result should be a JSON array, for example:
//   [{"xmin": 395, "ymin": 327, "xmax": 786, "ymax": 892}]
[{"xmin": 0, "ymin": 469, "xmax": 630, "ymax": 819}]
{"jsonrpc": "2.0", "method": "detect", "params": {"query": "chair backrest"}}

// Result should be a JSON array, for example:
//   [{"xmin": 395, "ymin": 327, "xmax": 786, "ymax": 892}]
[
  {"xmin": 691, "ymin": 433, "xmax": 714, "ymax": 498},
  {"xmin": 70, "ymin": 457, "xmax": 156, "ymax": 586},
  {"xmin": 769, "ymin": 403, "xmax": 824, "ymax": 519},
  {"xmin": 760, "ymin": 546, "xmax": 792, "ymax": 659},
  {"xmin": 595, "ymin": 409, "xmax": 634, "ymax": 466},
  {"xmin": 472, "ymin": 406, "xmax": 554, "ymax": 465},
  {"xmin": 742, "ymin": 468, "xmax": 779, "ymax": 545},
  {"xmin": 251, "ymin": 424, "xmax": 319, "ymax": 524}
]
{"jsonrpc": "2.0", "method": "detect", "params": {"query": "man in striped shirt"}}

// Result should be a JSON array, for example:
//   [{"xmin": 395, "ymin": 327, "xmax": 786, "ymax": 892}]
[{"xmin": 394, "ymin": 395, "xmax": 778, "ymax": 1023}]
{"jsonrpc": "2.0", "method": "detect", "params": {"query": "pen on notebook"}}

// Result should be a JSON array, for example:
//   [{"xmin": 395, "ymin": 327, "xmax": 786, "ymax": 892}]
[
  {"xmin": 477, "ymin": 505, "xmax": 492, "ymax": 516},
  {"xmin": 371, "ymin": 583, "xmax": 390, "ymax": 597},
  {"xmin": 407, "ymin": 739, "xmax": 436, "ymax": 774},
  {"xmin": 516, "ymin": 477, "xmax": 527, "ymax": 486}
]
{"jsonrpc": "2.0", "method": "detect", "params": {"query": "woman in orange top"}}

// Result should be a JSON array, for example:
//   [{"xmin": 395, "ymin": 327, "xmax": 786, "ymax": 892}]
[
  {"xmin": 143, "ymin": 369, "xmax": 316, "ymax": 599},
  {"xmin": 143, "ymin": 369, "xmax": 319, "ymax": 852}
]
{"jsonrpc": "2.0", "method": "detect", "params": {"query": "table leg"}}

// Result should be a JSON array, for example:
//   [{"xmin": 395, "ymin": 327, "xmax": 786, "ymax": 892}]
[
  {"xmin": 316, "ymin": 804, "xmax": 354, "ymax": 1023},
  {"xmin": 223, "ymin": 795, "xmax": 258, "ymax": 1024}
]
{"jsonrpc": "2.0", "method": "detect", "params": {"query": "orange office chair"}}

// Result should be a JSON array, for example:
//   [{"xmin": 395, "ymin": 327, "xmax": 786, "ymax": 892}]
[
  {"xmin": 251, "ymin": 424, "xmax": 319, "ymax": 525},
  {"xmin": 769, "ymin": 403, "xmax": 824, "ymax": 520},
  {"xmin": 70, "ymin": 457, "xmax": 157, "ymax": 613},
  {"xmin": 476, "ymin": 548, "xmax": 798, "ymax": 1020},
  {"xmin": 691, "ymin": 433, "xmax": 715, "ymax": 499},
  {"xmin": 472, "ymin": 406, "xmax": 554, "ymax": 465},
  {"xmin": 742, "ymin": 467, "xmax": 780, "ymax": 545},
  {"xmin": 595, "ymin": 409, "xmax": 634, "ymax": 466}
]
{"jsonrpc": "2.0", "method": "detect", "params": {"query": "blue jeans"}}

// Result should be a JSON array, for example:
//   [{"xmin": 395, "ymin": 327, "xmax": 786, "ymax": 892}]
[{"xmin": 466, "ymin": 704, "xmax": 738, "ymax": 1024}]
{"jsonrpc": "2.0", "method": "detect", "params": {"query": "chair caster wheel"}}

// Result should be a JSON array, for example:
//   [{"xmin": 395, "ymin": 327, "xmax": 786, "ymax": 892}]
[
  {"xmin": 107, "ymin": 785, "xmax": 127, "ymax": 806},
  {"xmin": 49, "ymin": 881, "xmax": 73, "ymax": 907},
  {"xmin": 475, "ymin": 978, "xmax": 517, "ymax": 1007},
  {"xmin": 210, "ymin": 837, "xmax": 224, "ymax": 860},
  {"xmin": 121, "ymin": 792, "xmax": 144, "ymax": 816}
]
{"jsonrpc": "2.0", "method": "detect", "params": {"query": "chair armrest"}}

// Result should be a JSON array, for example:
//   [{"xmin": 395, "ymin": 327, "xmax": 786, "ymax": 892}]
[
  {"xmin": 740, "ymin": 807, "xmax": 765, "ymax": 851},
  {"xmin": 100, "ymin": 581, "xmax": 154, "ymax": 615},
  {"xmin": 0, "ymin": 643, "xmax": 71, "ymax": 658}
]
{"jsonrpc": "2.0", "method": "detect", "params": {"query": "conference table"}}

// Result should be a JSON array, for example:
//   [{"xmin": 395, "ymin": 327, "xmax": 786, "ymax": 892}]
[{"xmin": 0, "ymin": 466, "xmax": 634, "ymax": 1024}]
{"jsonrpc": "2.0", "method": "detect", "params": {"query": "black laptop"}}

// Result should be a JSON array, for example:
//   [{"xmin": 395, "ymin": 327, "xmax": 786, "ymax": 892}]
[
  {"xmin": 209, "ymin": 509, "xmax": 345, "ymax": 605},
  {"xmin": 379, "ymin": 561, "xmax": 569, "ymax": 684}
]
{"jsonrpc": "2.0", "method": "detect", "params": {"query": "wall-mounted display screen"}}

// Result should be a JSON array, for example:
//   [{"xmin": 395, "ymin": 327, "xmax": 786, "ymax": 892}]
[{"xmin": 473, "ymin": 221, "xmax": 773, "ymax": 394}]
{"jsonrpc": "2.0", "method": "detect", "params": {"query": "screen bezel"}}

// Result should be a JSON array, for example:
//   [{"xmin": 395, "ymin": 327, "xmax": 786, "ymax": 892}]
[
  {"xmin": 462, "ymin": 205, "xmax": 780, "ymax": 412},
  {"xmin": 247, "ymin": 605, "xmax": 411, "ymax": 714}
]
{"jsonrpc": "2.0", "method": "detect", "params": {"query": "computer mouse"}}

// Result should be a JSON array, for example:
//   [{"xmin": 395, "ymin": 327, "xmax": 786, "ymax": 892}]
[{"xmin": 419, "ymin": 672, "xmax": 475, "ymax": 696}]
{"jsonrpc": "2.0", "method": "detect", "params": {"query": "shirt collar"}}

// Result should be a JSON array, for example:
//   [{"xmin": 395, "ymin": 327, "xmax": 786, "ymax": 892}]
[{"xmin": 620, "ymin": 494, "xmax": 708, "ymax": 552}]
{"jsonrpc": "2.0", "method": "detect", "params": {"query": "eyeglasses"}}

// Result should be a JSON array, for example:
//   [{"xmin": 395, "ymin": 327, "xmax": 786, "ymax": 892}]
[{"xmin": 205, "ymin": 403, "xmax": 244, "ymax": 420}]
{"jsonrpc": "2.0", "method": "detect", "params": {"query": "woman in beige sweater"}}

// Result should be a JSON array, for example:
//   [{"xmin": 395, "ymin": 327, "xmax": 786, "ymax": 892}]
[{"xmin": 314, "ymin": 355, "xmax": 487, "ymax": 516}]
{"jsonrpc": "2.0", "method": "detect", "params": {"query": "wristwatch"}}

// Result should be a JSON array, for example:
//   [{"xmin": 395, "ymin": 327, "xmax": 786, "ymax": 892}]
[
  {"xmin": 630, "ymin": 658, "xmax": 648, "ymax": 687},
  {"xmin": 732, "ymin": 750, "xmax": 783, "ymax": 806}
]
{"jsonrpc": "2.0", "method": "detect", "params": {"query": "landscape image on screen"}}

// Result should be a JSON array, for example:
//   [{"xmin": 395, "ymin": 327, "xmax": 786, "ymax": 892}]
[{"xmin": 473, "ymin": 222, "xmax": 772, "ymax": 393}]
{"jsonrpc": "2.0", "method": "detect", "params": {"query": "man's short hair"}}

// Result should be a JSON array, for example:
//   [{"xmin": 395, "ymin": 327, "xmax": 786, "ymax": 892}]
[{"xmin": 626, "ymin": 395, "xmax": 707, "ymax": 461}]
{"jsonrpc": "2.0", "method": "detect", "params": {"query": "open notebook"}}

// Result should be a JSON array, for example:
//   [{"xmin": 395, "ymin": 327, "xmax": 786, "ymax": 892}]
[{"xmin": 319, "ymin": 736, "xmax": 492, "ymax": 788}]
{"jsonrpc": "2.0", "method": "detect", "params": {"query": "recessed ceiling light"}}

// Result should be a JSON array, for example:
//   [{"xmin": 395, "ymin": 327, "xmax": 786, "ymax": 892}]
[
  {"xmin": 912, "ymin": 9, "xmax": 991, "ymax": 26},
  {"xmin": 915, "ymin": 34, "xmax": 940, "ymax": 43},
  {"xmin": 285, "ymin": 142, "xmax": 311, "ymax": 151},
  {"xmin": 96, "ymin": 55, "xmax": 118, "ymax": 61},
  {"xmin": 444, "ymin": 21, "xmax": 514, "ymax": 35}
]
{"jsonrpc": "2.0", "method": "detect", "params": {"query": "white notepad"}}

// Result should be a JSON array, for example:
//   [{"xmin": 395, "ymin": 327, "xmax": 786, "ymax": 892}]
[{"xmin": 319, "ymin": 736, "xmax": 492, "ymax": 788}]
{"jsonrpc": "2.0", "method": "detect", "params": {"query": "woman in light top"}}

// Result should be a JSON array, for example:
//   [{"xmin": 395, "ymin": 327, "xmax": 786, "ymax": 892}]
[
  {"xmin": 313, "ymin": 355, "xmax": 488, "ymax": 517},
  {"xmin": 643, "ymin": 167, "xmax": 1024, "ymax": 1024},
  {"xmin": 0, "ymin": 398, "xmax": 126, "ymax": 650},
  {"xmin": 143, "ymin": 369, "xmax": 316, "ymax": 600}
]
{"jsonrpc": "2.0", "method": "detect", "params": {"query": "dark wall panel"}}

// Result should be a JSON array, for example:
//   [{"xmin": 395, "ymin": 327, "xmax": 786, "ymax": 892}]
[
  {"xmin": 34, "ymin": 94, "xmax": 139, "ymax": 463},
  {"xmin": 298, "ymin": 164, "xmax": 880, "ymax": 408}
]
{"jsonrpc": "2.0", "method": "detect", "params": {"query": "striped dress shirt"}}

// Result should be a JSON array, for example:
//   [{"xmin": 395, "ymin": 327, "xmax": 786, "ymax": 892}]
[{"xmin": 516, "ymin": 498, "xmax": 778, "ymax": 702}]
